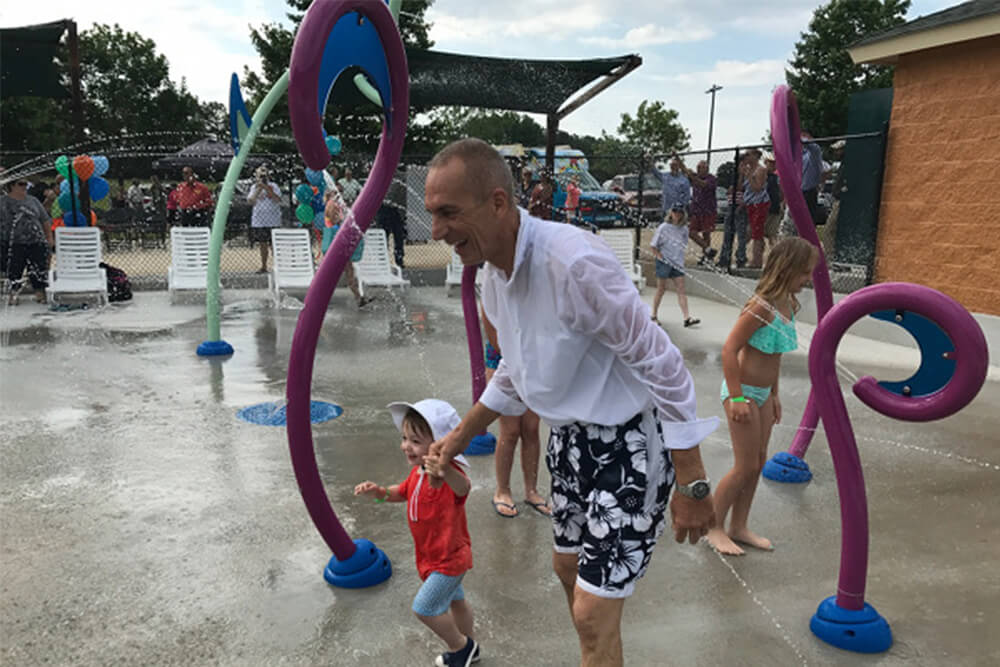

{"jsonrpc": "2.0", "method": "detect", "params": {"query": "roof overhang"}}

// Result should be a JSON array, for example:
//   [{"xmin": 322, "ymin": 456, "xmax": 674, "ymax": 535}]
[{"xmin": 849, "ymin": 12, "xmax": 1000, "ymax": 64}]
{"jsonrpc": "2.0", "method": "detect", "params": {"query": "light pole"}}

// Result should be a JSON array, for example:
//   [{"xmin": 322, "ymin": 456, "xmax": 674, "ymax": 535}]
[{"xmin": 705, "ymin": 84, "xmax": 722, "ymax": 166}]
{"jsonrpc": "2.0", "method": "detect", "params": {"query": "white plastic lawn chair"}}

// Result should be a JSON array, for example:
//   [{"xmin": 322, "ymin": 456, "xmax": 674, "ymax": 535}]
[
  {"xmin": 598, "ymin": 229, "xmax": 645, "ymax": 290},
  {"xmin": 269, "ymin": 228, "xmax": 314, "ymax": 300},
  {"xmin": 46, "ymin": 227, "xmax": 108, "ymax": 306},
  {"xmin": 167, "ymin": 227, "xmax": 213, "ymax": 300},
  {"xmin": 353, "ymin": 228, "xmax": 409, "ymax": 297},
  {"xmin": 444, "ymin": 247, "xmax": 483, "ymax": 296}
]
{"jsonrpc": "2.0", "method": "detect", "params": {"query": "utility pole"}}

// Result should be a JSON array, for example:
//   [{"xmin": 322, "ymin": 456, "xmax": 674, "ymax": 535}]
[{"xmin": 705, "ymin": 84, "xmax": 722, "ymax": 166}]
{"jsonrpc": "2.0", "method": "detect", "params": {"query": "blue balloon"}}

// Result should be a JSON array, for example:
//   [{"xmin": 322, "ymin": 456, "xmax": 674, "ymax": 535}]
[
  {"xmin": 63, "ymin": 211, "xmax": 87, "ymax": 227},
  {"xmin": 92, "ymin": 155, "xmax": 110, "ymax": 177},
  {"xmin": 305, "ymin": 168, "xmax": 324, "ymax": 187},
  {"xmin": 89, "ymin": 176, "xmax": 110, "ymax": 201},
  {"xmin": 58, "ymin": 192, "xmax": 73, "ymax": 211},
  {"xmin": 325, "ymin": 135, "xmax": 342, "ymax": 156},
  {"xmin": 59, "ymin": 177, "xmax": 80, "ymax": 195},
  {"xmin": 311, "ymin": 192, "xmax": 325, "ymax": 213},
  {"xmin": 295, "ymin": 183, "xmax": 314, "ymax": 204}
]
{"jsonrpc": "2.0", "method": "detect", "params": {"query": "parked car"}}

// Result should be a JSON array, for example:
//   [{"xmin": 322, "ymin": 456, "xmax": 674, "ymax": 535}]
[
  {"xmin": 716, "ymin": 186, "xmax": 732, "ymax": 226},
  {"xmin": 512, "ymin": 146, "xmax": 625, "ymax": 228},
  {"xmin": 603, "ymin": 172, "xmax": 662, "ymax": 223}
]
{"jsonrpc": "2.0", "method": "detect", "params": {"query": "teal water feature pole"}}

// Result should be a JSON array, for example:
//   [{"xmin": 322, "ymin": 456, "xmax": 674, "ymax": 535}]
[{"xmin": 198, "ymin": 71, "xmax": 290, "ymax": 356}]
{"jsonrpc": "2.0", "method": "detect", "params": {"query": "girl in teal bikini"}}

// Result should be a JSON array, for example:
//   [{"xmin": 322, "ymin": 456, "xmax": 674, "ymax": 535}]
[{"xmin": 706, "ymin": 237, "xmax": 818, "ymax": 556}]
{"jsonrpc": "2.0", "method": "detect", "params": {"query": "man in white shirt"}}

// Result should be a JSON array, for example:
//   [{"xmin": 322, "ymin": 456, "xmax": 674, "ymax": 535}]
[
  {"xmin": 425, "ymin": 139, "xmax": 718, "ymax": 667},
  {"xmin": 337, "ymin": 167, "xmax": 362, "ymax": 206}
]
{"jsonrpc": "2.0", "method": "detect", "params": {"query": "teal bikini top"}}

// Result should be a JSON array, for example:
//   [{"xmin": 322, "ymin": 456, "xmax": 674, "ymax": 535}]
[{"xmin": 748, "ymin": 309, "xmax": 797, "ymax": 354}]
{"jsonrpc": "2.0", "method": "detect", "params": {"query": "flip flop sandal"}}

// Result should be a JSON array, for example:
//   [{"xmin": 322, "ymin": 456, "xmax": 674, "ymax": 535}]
[
  {"xmin": 524, "ymin": 499, "xmax": 552, "ymax": 516},
  {"xmin": 492, "ymin": 499, "xmax": 518, "ymax": 518}
]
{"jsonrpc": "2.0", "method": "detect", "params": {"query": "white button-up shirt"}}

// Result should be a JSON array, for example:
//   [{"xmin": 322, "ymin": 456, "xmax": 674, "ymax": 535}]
[{"xmin": 480, "ymin": 210, "xmax": 717, "ymax": 454}]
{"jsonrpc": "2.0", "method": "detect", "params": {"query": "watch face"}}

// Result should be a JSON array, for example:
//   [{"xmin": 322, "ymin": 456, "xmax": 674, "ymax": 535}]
[{"xmin": 691, "ymin": 481, "xmax": 710, "ymax": 500}]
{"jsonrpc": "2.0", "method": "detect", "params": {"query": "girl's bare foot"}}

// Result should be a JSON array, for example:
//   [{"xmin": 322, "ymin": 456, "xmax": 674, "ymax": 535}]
[
  {"xmin": 729, "ymin": 529, "xmax": 773, "ymax": 551},
  {"xmin": 706, "ymin": 528, "xmax": 744, "ymax": 556}
]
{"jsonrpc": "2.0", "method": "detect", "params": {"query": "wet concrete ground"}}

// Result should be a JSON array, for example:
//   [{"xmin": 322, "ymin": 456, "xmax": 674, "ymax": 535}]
[{"xmin": 1, "ymin": 288, "xmax": 997, "ymax": 666}]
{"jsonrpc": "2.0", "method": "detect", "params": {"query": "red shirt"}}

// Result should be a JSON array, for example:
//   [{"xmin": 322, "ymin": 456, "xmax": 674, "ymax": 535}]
[
  {"xmin": 397, "ymin": 463, "xmax": 472, "ymax": 580},
  {"xmin": 176, "ymin": 181, "xmax": 213, "ymax": 210}
]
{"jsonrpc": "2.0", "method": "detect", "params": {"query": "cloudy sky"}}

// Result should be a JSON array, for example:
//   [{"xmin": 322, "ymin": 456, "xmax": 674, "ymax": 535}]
[{"xmin": 9, "ymin": 0, "xmax": 955, "ymax": 149}]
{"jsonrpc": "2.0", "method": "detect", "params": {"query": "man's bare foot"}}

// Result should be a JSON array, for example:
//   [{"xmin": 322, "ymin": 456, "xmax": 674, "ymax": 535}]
[
  {"xmin": 706, "ymin": 528, "xmax": 745, "ymax": 556},
  {"xmin": 729, "ymin": 529, "xmax": 773, "ymax": 551}
]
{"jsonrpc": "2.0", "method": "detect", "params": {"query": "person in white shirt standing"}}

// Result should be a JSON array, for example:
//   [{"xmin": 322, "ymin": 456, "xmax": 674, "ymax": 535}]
[
  {"xmin": 651, "ymin": 203, "xmax": 700, "ymax": 328},
  {"xmin": 248, "ymin": 165, "xmax": 282, "ymax": 273},
  {"xmin": 423, "ymin": 139, "xmax": 718, "ymax": 667}
]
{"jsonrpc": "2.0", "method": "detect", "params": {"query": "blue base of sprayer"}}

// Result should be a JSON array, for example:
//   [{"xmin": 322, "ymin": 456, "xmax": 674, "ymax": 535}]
[
  {"xmin": 197, "ymin": 340, "xmax": 234, "ymax": 356},
  {"xmin": 810, "ymin": 596, "xmax": 892, "ymax": 653},
  {"xmin": 762, "ymin": 451, "xmax": 812, "ymax": 483},
  {"xmin": 465, "ymin": 433, "xmax": 496, "ymax": 456},
  {"xmin": 323, "ymin": 538, "xmax": 392, "ymax": 589}
]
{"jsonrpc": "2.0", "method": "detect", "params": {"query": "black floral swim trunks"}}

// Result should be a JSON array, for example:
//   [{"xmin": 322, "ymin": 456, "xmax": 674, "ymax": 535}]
[{"xmin": 546, "ymin": 411, "xmax": 675, "ymax": 598}]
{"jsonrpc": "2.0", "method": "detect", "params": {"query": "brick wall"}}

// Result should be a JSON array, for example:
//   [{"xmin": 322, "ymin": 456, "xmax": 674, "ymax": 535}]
[{"xmin": 876, "ymin": 35, "xmax": 1000, "ymax": 315}]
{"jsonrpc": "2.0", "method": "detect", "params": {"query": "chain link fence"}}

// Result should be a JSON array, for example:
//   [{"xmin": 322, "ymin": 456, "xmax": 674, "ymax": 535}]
[{"xmin": 3, "ymin": 132, "xmax": 885, "ymax": 295}]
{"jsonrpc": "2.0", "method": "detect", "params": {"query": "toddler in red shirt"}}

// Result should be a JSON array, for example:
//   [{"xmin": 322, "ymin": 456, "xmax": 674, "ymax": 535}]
[{"xmin": 354, "ymin": 399, "xmax": 479, "ymax": 667}]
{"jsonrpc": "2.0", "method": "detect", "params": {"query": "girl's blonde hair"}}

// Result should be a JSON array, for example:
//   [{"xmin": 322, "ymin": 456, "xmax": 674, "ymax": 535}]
[{"xmin": 748, "ymin": 237, "xmax": 818, "ymax": 313}]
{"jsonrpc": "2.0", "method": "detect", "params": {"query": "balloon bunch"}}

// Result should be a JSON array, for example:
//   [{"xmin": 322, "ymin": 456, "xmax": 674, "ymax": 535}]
[
  {"xmin": 293, "ymin": 135, "xmax": 342, "ymax": 230},
  {"xmin": 52, "ymin": 154, "xmax": 111, "ymax": 226}
]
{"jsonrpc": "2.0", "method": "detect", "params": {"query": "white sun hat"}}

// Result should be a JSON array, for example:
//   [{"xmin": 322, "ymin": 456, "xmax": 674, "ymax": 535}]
[{"xmin": 386, "ymin": 399, "xmax": 468, "ymax": 467}]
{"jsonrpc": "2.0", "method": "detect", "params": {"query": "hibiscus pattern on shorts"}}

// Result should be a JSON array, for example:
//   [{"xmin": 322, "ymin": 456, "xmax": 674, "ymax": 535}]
[{"xmin": 547, "ymin": 411, "xmax": 674, "ymax": 596}]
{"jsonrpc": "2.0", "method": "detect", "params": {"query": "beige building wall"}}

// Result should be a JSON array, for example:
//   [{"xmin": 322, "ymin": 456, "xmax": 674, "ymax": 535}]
[{"xmin": 875, "ymin": 35, "xmax": 1000, "ymax": 315}]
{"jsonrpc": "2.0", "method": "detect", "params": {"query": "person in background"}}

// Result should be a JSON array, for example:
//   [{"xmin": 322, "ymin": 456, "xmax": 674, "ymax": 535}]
[
  {"xmin": 248, "ymin": 165, "xmax": 282, "ymax": 273},
  {"xmin": 376, "ymin": 168, "xmax": 407, "ymax": 268},
  {"xmin": 480, "ymin": 306, "xmax": 550, "ymax": 519},
  {"xmin": 2, "ymin": 177, "xmax": 53, "ymax": 305},
  {"xmin": 651, "ymin": 203, "xmax": 700, "ymax": 328},
  {"xmin": 337, "ymin": 167, "xmax": 362, "ymax": 206},
  {"xmin": 801, "ymin": 131, "xmax": 824, "ymax": 226},
  {"xmin": 176, "ymin": 166, "xmax": 213, "ymax": 227},
  {"xmin": 681, "ymin": 160, "xmax": 718, "ymax": 264},
  {"xmin": 127, "ymin": 179, "xmax": 144, "ymax": 210},
  {"xmin": 528, "ymin": 170, "xmax": 554, "ymax": 220},
  {"xmin": 563, "ymin": 173, "xmax": 582, "ymax": 225},
  {"xmin": 762, "ymin": 153, "xmax": 783, "ymax": 253}
]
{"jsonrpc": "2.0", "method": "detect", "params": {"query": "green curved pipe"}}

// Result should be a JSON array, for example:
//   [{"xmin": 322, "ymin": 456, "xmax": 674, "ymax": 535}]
[
  {"xmin": 205, "ymin": 71, "xmax": 289, "ymax": 343},
  {"xmin": 353, "ymin": 72, "xmax": 384, "ymax": 107}
]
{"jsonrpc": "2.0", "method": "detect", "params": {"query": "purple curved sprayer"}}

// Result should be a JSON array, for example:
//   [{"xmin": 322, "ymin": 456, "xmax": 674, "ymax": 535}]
[
  {"xmin": 805, "ymin": 281, "xmax": 987, "ymax": 652},
  {"xmin": 460, "ymin": 265, "xmax": 496, "ymax": 455},
  {"xmin": 285, "ymin": 0, "xmax": 408, "ymax": 588},
  {"xmin": 761, "ymin": 85, "xmax": 836, "ymax": 483}
]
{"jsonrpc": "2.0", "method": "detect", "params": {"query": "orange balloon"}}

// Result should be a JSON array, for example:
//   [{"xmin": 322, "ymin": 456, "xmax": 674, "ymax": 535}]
[{"xmin": 73, "ymin": 155, "xmax": 95, "ymax": 181}]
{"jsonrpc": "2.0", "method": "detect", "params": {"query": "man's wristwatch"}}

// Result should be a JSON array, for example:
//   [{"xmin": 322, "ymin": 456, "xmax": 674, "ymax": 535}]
[{"xmin": 676, "ymin": 478, "xmax": 711, "ymax": 500}]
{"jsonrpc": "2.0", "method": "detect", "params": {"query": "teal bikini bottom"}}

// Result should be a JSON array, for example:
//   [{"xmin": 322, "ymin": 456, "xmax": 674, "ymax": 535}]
[{"xmin": 720, "ymin": 380, "xmax": 772, "ymax": 408}]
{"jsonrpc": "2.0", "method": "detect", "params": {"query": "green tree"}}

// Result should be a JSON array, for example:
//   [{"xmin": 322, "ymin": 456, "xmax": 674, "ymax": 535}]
[
  {"xmin": 80, "ymin": 24, "xmax": 216, "ymax": 140},
  {"xmin": 1, "ymin": 24, "xmax": 226, "ymax": 158},
  {"xmin": 617, "ymin": 100, "xmax": 690, "ymax": 155},
  {"xmin": 242, "ymin": 0, "xmax": 435, "ymax": 155},
  {"xmin": 786, "ymin": 0, "xmax": 909, "ymax": 138}
]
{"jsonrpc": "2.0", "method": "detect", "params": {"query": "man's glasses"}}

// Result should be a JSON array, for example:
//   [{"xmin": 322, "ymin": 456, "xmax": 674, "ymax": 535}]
[{"xmin": 15, "ymin": 181, "xmax": 28, "ymax": 186}]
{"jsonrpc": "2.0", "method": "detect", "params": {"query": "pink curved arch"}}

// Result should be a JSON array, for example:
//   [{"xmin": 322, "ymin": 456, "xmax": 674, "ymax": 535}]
[
  {"xmin": 769, "ymin": 85, "xmax": 834, "ymax": 459},
  {"xmin": 285, "ymin": 0, "xmax": 409, "ymax": 560},
  {"xmin": 809, "ymin": 282, "xmax": 988, "ymax": 609}
]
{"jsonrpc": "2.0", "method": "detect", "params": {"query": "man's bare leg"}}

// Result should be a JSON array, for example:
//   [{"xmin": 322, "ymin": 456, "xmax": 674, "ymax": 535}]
[{"xmin": 573, "ymin": 587, "xmax": 625, "ymax": 667}]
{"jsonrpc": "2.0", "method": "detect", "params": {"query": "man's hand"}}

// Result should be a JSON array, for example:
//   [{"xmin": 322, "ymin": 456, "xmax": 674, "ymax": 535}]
[
  {"xmin": 670, "ymin": 492, "xmax": 716, "ymax": 544},
  {"xmin": 428, "ymin": 430, "xmax": 462, "ymax": 471}
]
